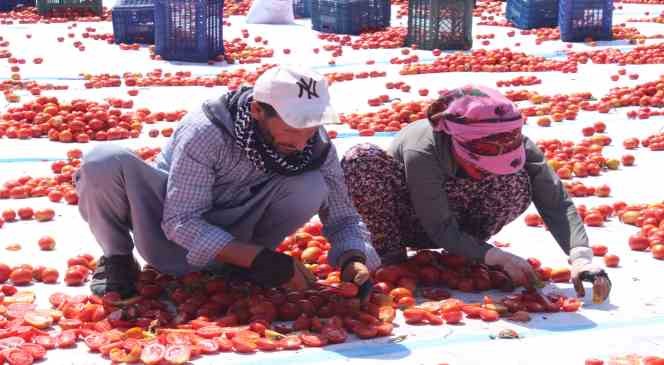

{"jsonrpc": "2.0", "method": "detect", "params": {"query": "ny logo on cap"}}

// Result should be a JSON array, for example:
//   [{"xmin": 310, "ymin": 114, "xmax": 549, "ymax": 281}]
[{"xmin": 297, "ymin": 77, "xmax": 319, "ymax": 99}]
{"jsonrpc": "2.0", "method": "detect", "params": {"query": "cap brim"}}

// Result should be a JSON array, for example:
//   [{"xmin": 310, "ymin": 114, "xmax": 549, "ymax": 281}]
[{"xmin": 282, "ymin": 103, "xmax": 340, "ymax": 129}]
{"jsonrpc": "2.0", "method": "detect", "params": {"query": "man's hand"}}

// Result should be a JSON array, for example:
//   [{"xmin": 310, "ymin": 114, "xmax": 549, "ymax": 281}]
[
  {"xmin": 341, "ymin": 261, "xmax": 370, "ymax": 286},
  {"xmin": 570, "ymin": 247, "xmax": 611, "ymax": 303},
  {"xmin": 283, "ymin": 259, "xmax": 316, "ymax": 291},
  {"xmin": 484, "ymin": 247, "xmax": 539, "ymax": 288}
]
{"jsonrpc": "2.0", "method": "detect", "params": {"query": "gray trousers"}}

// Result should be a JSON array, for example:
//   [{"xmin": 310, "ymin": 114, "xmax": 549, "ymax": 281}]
[{"xmin": 75, "ymin": 144, "xmax": 327, "ymax": 276}]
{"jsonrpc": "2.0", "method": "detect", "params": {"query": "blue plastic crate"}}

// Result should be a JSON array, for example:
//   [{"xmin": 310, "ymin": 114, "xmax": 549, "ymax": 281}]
[
  {"xmin": 154, "ymin": 0, "xmax": 224, "ymax": 62},
  {"xmin": 112, "ymin": 0, "xmax": 155, "ymax": 44},
  {"xmin": 311, "ymin": 0, "xmax": 389, "ymax": 35},
  {"xmin": 559, "ymin": 0, "xmax": 612, "ymax": 42},
  {"xmin": 293, "ymin": 0, "xmax": 311, "ymax": 18},
  {"xmin": 506, "ymin": 0, "xmax": 558, "ymax": 29},
  {"xmin": 1, "ymin": 0, "xmax": 35, "ymax": 11}
]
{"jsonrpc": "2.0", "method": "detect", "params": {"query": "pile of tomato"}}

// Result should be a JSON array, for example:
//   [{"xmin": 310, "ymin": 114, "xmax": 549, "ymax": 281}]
[
  {"xmin": 0, "ymin": 214, "xmax": 587, "ymax": 364},
  {"xmin": 618, "ymin": 202, "xmax": 664, "ymax": 260},
  {"xmin": 0, "ymin": 96, "xmax": 186, "ymax": 143},
  {"xmin": 400, "ymin": 49, "xmax": 579, "ymax": 75}
]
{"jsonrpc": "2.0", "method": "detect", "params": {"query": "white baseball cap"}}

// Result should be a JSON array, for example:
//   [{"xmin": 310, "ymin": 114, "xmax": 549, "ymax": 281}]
[{"xmin": 253, "ymin": 66, "xmax": 339, "ymax": 129}]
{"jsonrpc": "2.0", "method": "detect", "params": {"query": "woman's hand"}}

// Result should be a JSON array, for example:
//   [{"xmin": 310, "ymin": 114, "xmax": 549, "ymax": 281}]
[{"xmin": 484, "ymin": 247, "xmax": 539, "ymax": 288}]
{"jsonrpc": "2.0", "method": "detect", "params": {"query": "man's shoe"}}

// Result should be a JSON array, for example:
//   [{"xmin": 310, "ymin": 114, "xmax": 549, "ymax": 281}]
[{"xmin": 90, "ymin": 255, "xmax": 140, "ymax": 298}]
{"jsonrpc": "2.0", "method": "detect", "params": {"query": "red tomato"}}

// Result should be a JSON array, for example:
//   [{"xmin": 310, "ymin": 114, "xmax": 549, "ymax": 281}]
[
  {"xmin": 2, "ymin": 348, "xmax": 34, "ymax": 365},
  {"xmin": 231, "ymin": 337, "xmax": 258, "ymax": 353},
  {"xmin": 604, "ymin": 254, "xmax": 620, "ymax": 267},
  {"xmin": 591, "ymin": 244, "xmax": 608, "ymax": 256},
  {"xmin": 140, "ymin": 343, "xmax": 165, "ymax": 365},
  {"xmin": 585, "ymin": 359, "xmax": 604, "ymax": 365},
  {"xmin": 164, "ymin": 344, "xmax": 191, "ymax": 364},
  {"xmin": 195, "ymin": 326, "xmax": 224, "ymax": 339},
  {"xmin": 562, "ymin": 298, "xmax": 582, "ymax": 312},
  {"xmin": 403, "ymin": 308, "xmax": 426, "ymax": 323},
  {"xmin": 194, "ymin": 339, "xmax": 219, "ymax": 354},
  {"xmin": 461, "ymin": 305, "xmax": 483, "ymax": 319},
  {"xmin": 19, "ymin": 344, "xmax": 46, "ymax": 360},
  {"xmin": 479, "ymin": 309, "xmax": 500, "ymax": 322},
  {"xmin": 255, "ymin": 338, "xmax": 278, "ymax": 351},
  {"xmin": 84, "ymin": 333, "xmax": 109, "ymax": 352},
  {"xmin": 34, "ymin": 336, "xmax": 55, "ymax": 350},
  {"xmin": 322, "ymin": 326, "xmax": 348, "ymax": 344},
  {"xmin": 441, "ymin": 310, "xmax": 463, "ymax": 324},
  {"xmin": 215, "ymin": 337, "xmax": 233, "ymax": 352},
  {"xmin": 56, "ymin": 330, "xmax": 77, "ymax": 348},
  {"xmin": 277, "ymin": 336, "xmax": 302, "ymax": 350},
  {"xmin": 300, "ymin": 332, "xmax": 329, "ymax": 346}
]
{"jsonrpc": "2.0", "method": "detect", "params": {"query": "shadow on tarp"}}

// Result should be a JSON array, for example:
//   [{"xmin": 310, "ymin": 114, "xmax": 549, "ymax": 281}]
[{"xmin": 322, "ymin": 339, "xmax": 411, "ymax": 360}]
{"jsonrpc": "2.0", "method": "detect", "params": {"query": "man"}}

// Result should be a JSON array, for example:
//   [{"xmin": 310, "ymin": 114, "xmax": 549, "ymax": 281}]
[{"xmin": 75, "ymin": 66, "xmax": 381, "ymax": 298}]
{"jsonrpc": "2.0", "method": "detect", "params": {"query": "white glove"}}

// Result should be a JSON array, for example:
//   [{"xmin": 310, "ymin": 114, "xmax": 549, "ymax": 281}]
[
  {"xmin": 484, "ymin": 247, "xmax": 539, "ymax": 287},
  {"xmin": 570, "ymin": 247, "xmax": 612, "ymax": 303}
]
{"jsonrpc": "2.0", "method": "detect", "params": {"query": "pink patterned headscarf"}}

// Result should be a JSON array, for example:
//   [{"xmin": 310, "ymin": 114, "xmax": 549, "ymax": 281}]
[{"xmin": 427, "ymin": 85, "xmax": 525, "ymax": 175}]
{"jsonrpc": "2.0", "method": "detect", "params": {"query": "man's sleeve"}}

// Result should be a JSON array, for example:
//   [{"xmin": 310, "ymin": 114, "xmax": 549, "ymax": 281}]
[{"xmin": 161, "ymin": 125, "xmax": 235, "ymax": 268}]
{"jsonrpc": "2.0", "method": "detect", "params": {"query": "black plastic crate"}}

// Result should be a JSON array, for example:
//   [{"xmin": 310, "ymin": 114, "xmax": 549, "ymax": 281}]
[
  {"xmin": 36, "ymin": 0, "xmax": 102, "ymax": 15},
  {"xmin": 506, "ymin": 0, "xmax": 558, "ymax": 29},
  {"xmin": 559, "ymin": 0, "xmax": 612, "ymax": 42},
  {"xmin": 154, "ymin": 0, "xmax": 224, "ymax": 62},
  {"xmin": 311, "ymin": 0, "xmax": 390, "ymax": 35},
  {"xmin": 406, "ymin": 0, "xmax": 473, "ymax": 50},
  {"xmin": 293, "ymin": 0, "xmax": 311, "ymax": 18},
  {"xmin": 112, "ymin": 0, "xmax": 155, "ymax": 44}
]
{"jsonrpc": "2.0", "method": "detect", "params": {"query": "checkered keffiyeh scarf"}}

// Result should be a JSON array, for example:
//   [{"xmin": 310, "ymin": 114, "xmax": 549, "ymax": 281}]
[{"xmin": 232, "ymin": 94, "xmax": 316, "ymax": 176}]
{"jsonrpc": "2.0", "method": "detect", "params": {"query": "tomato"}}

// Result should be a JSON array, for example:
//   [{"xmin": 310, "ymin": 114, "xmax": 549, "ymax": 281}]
[
  {"xmin": 255, "ymin": 338, "xmax": 278, "ymax": 351},
  {"xmin": 277, "ymin": 336, "xmax": 302, "ymax": 350},
  {"xmin": 56, "ymin": 330, "xmax": 77, "ymax": 348},
  {"xmin": 194, "ymin": 339, "xmax": 219, "ymax": 354},
  {"xmin": 23, "ymin": 312, "xmax": 53, "ymax": 329},
  {"xmin": 84, "ymin": 333, "xmax": 109, "ymax": 352},
  {"xmin": 164, "ymin": 344, "xmax": 191, "ymax": 364},
  {"xmin": 562, "ymin": 298, "xmax": 582, "ymax": 312},
  {"xmin": 140, "ymin": 343, "xmax": 165, "ymax": 365},
  {"xmin": 0, "ymin": 337, "xmax": 26, "ymax": 348},
  {"xmin": 2, "ymin": 348, "xmax": 34, "ymax": 365},
  {"xmin": 215, "ymin": 337, "xmax": 233, "ymax": 352},
  {"xmin": 527, "ymin": 257, "xmax": 541, "ymax": 269},
  {"xmin": 353, "ymin": 324, "xmax": 378, "ymax": 339},
  {"xmin": 322, "ymin": 326, "xmax": 348, "ymax": 344},
  {"xmin": 550, "ymin": 268, "xmax": 571, "ymax": 283},
  {"xmin": 300, "ymin": 332, "xmax": 329, "ymax": 346},
  {"xmin": 652, "ymin": 244, "xmax": 664, "ymax": 260},
  {"xmin": 442, "ymin": 310, "xmax": 463, "ymax": 324},
  {"xmin": 628, "ymin": 235, "xmax": 650, "ymax": 251},
  {"xmin": 591, "ymin": 244, "xmax": 608, "ymax": 256},
  {"xmin": 479, "ymin": 309, "xmax": 500, "ymax": 322},
  {"xmin": 373, "ymin": 322, "xmax": 394, "ymax": 337},
  {"xmin": 49, "ymin": 293, "xmax": 70, "ymax": 308},
  {"xmin": 585, "ymin": 359, "xmax": 604, "ymax": 365},
  {"xmin": 9, "ymin": 269, "xmax": 32, "ymax": 286},
  {"xmin": 525, "ymin": 301, "xmax": 545, "ymax": 313},
  {"xmin": 34, "ymin": 336, "xmax": 55, "ymax": 350},
  {"xmin": 403, "ymin": 308, "xmax": 426, "ymax": 324},
  {"xmin": 19, "ymin": 344, "xmax": 45, "ymax": 360},
  {"xmin": 333, "ymin": 282, "xmax": 359, "ymax": 297},
  {"xmin": 195, "ymin": 325, "xmax": 224, "ymax": 339},
  {"xmin": 231, "ymin": 337, "xmax": 257, "ymax": 353},
  {"xmin": 378, "ymin": 306, "xmax": 396, "ymax": 323},
  {"xmin": 424, "ymin": 312, "xmax": 444, "ymax": 325},
  {"xmin": 604, "ymin": 254, "xmax": 620, "ymax": 267},
  {"xmin": 461, "ymin": 305, "xmax": 482, "ymax": 319}
]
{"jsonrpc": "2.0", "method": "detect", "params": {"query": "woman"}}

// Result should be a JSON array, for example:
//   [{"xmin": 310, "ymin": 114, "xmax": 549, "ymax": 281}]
[{"xmin": 342, "ymin": 85, "xmax": 611, "ymax": 301}]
